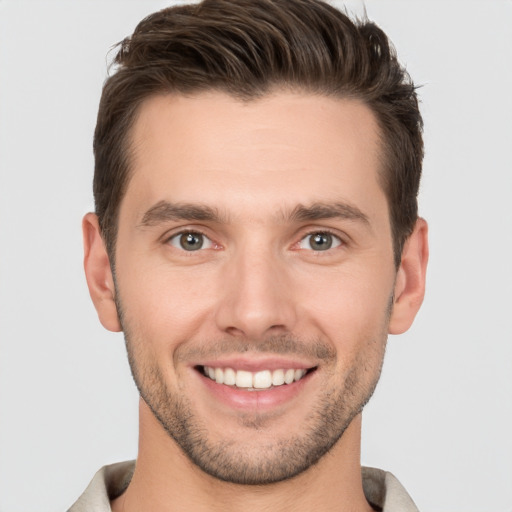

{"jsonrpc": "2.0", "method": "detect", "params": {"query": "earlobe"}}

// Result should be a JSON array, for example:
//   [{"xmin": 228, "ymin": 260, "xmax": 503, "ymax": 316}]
[
  {"xmin": 82, "ymin": 213, "xmax": 122, "ymax": 332},
  {"xmin": 388, "ymin": 218, "xmax": 429, "ymax": 335}
]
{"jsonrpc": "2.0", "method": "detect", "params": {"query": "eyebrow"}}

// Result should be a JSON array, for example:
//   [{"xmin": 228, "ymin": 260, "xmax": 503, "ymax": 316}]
[
  {"xmin": 288, "ymin": 202, "xmax": 370, "ymax": 225},
  {"xmin": 139, "ymin": 200, "xmax": 370, "ymax": 227},
  {"xmin": 139, "ymin": 201, "xmax": 224, "ymax": 227}
]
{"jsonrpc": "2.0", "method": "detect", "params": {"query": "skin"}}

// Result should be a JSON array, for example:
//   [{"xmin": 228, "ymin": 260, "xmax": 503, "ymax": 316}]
[{"xmin": 83, "ymin": 91, "xmax": 428, "ymax": 512}]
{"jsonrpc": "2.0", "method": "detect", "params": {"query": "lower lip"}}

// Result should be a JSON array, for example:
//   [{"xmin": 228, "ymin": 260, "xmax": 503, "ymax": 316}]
[{"xmin": 197, "ymin": 370, "xmax": 313, "ymax": 410}]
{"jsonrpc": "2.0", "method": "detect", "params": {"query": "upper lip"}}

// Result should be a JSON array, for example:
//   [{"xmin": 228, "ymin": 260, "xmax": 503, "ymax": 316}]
[{"xmin": 192, "ymin": 355, "xmax": 316, "ymax": 372}]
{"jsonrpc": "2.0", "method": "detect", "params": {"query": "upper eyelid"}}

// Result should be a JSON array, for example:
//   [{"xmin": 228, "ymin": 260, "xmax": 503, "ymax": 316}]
[
  {"xmin": 297, "ymin": 227, "xmax": 347, "ymax": 243},
  {"xmin": 302, "ymin": 228, "xmax": 342, "ymax": 237},
  {"xmin": 161, "ymin": 226, "xmax": 213, "ymax": 243},
  {"xmin": 168, "ymin": 229, "xmax": 210, "ymax": 239}
]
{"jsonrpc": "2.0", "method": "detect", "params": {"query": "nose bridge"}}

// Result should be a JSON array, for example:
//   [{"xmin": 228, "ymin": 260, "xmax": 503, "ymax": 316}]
[{"xmin": 215, "ymin": 237, "xmax": 297, "ymax": 338}]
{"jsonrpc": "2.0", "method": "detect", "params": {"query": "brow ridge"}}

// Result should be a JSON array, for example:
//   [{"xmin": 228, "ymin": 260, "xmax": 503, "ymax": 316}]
[
  {"xmin": 140, "ymin": 200, "xmax": 223, "ymax": 226},
  {"xmin": 139, "ymin": 200, "xmax": 370, "ymax": 227},
  {"xmin": 288, "ymin": 202, "xmax": 370, "ymax": 225}
]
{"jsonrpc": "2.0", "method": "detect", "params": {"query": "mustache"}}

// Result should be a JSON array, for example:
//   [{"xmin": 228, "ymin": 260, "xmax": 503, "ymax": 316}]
[{"xmin": 175, "ymin": 335, "xmax": 336, "ymax": 363}]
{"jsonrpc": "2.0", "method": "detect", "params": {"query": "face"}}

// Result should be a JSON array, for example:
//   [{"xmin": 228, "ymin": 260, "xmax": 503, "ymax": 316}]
[{"xmin": 111, "ymin": 92, "xmax": 399, "ymax": 484}]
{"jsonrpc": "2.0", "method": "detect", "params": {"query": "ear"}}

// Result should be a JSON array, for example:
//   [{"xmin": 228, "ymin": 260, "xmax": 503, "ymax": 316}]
[
  {"xmin": 389, "ymin": 218, "xmax": 429, "ymax": 335},
  {"xmin": 83, "ymin": 213, "xmax": 122, "ymax": 332}
]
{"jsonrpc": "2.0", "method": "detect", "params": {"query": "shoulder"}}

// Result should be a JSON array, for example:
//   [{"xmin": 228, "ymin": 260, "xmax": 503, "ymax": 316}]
[
  {"xmin": 67, "ymin": 460, "xmax": 135, "ymax": 512},
  {"xmin": 362, "ymin": 466, "xmax": 419, "ymax": 512}
]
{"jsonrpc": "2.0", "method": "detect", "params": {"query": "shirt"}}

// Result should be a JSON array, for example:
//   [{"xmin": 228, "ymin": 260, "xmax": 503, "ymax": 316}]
[{"xmin": 68, "ymin": 461, "xmax": 419, "ymax": 511}]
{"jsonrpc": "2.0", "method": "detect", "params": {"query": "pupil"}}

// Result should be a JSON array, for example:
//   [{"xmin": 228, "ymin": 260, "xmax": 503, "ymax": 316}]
[
  {"xmin": 180, "ymin": 233, "xmax": 203, "ymax": 251},
  {"xmin": 311, "ymin": 233, "xmax": 332, "ymax": 250}
]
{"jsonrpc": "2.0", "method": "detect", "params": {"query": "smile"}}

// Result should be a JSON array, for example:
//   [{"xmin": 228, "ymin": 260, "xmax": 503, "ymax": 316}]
[{"xmin": 201, "ymin": 366, "xmax": 312, "ymax": 390}]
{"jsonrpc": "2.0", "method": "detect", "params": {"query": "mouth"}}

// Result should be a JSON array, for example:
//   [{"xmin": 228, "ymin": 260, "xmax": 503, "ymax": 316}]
[{"xmin": 196, "ymin": 365, "xmax": 316, "ymax": 391}]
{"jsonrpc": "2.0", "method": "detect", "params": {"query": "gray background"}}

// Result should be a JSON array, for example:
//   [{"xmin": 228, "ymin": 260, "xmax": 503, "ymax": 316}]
[{"xmin": 0, "ymin": 1, "xmax": 511, "ymax": 511}]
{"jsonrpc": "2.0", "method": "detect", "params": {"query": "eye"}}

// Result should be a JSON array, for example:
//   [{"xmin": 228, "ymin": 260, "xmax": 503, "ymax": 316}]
[
  {"xmin": 298, "ymin": 231, "xmax": 342, "ymax": 251},
  {"xmin": 168, "ymin": 231, "xmax": 214, "ymax": 251}
]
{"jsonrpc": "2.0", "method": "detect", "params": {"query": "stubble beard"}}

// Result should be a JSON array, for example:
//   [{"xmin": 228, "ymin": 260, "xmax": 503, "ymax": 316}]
[{"xmin": 120, "ymin": 321, "xmax": 388, "ymax": 486}]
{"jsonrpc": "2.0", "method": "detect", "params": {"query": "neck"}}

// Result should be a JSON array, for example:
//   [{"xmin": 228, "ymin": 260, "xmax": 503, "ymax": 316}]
[{"xmin": 112, "ymin": 400, "xmax": 373, "ymax": 512}]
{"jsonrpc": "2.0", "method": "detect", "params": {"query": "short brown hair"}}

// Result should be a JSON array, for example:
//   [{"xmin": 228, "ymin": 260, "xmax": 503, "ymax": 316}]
[{"xmin": 94, "ymin": 0, "xmax": 423, "ymax": 267}]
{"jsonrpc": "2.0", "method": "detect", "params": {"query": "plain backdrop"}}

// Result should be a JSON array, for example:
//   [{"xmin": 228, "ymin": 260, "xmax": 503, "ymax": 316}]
[{"xmin": 0, "ymin": 1, "xmax": 511, "ymax": 511}]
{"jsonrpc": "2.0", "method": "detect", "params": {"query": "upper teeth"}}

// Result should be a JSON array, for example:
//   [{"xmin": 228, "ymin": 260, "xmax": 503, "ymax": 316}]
[{"xmin": 203, "ymin": 366, "xmax": 307, "ymax": 389}]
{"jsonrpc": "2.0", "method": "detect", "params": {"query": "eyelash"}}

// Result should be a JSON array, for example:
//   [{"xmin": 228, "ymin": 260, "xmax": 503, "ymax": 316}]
[
  {"xmin": 164, "ymin": 228, "xmax": 345, "ymax": 253},
  {"xmin": 165, "ymin": 230, "xmax": 216, "ymax": 251},
  {"xmin": 295, "ymin": 229, "xmax": 344, "ymax": 252}
]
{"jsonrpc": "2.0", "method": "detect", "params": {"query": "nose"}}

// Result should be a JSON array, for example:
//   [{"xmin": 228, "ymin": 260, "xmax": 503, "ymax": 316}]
[{"xmin": 214, "ymin": 245, "xmax": 298, "ymax": 340}]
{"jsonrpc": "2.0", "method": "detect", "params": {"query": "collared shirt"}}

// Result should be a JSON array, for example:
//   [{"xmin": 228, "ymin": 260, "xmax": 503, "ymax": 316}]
[{"xmin": 68, "ymin": 461, "xmax": 419, "ymax": 511}]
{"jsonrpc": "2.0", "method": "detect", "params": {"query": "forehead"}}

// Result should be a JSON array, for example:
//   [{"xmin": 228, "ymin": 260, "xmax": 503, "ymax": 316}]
[{"xmin": 124, "ymin": 91, "xmax": 385, "ymax": 223}]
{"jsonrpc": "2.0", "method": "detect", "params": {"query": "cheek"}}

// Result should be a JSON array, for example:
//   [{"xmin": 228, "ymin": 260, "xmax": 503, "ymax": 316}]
[
  {"xmin": 115, "ymin": 260, "xmax": 217, "ymax": 348},
  {"xmin": 297, "ymin": 264, "xmax": 394, "ymax": 334},
  {"xmin": 295, "ymin": 264, "xmax": 392, "ymax": 379}
]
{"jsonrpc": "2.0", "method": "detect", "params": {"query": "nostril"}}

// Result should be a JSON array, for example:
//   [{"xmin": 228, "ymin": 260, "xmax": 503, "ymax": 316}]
[
  {"xmin": 225, "ymin": 326, "xmax": 246, "ymax": 337},
  {"xmin": 268, "ymin": 324, "xmax": 286, "ymax": 331}
]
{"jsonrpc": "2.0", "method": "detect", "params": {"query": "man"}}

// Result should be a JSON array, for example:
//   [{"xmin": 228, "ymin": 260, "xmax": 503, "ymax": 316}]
[{"xmin": 71, "ymin": 0, "xmax": 428, "ymax": 510}]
